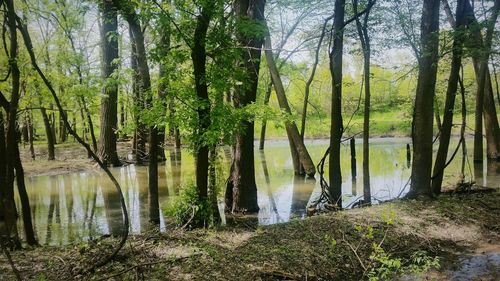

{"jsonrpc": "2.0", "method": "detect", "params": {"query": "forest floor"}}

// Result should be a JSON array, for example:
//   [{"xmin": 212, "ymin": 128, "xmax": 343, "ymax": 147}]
[{"xmin": 2, "ymin": 191, "xmax": 499, "ymax": 280}]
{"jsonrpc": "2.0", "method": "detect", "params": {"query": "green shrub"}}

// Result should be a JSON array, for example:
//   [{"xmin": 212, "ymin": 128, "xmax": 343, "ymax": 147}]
[{"xmin": 165, "ymin": 183, "xmax": 215, "ymax": 229}]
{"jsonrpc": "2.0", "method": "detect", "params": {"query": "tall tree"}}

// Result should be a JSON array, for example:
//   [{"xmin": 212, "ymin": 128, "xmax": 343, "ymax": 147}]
[
  {"xmin": 329, "ymin": 0, "xmax": 346, "ymax": 208},
  {"xmin": 263, "ymin": 30, "xmax": 316, "ymax": 178},
  {"xmin": 464, "ymin": 0, "xmax": 500, "ymax": 161},
  {"xmin": 192, "ymin": 3, "xmax": 214, "ymax": 201},
  {"xmin": 353, "ymin": 0, "xmax": 375, "ymax": 204},
  {"xmin": 98, "ymin": 0, "xmax": 121, "ymax": 166},
  {"xmin": 408, "ymin": 0, "xmax": 440, "ymax": 198},
  {"xmin": 114, "ymin": 0, "xmax": 159, "ymax": 223},
  {"xmin": 225, "ymin": 0, "xmax": 266, "ymax": 213},
  {"xmin": 1, "ymin": 0, "xmax": 37, "ymax": 246},
  {"xmin": 431, "ymin": 0, "xmax": 467, "ymax": 194}
]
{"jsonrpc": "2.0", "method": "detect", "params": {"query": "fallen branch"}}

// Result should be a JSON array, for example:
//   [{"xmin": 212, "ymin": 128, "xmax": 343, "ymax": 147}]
[{"xmin": 342, "ymin": 233, "xmax": 367, "ymax": 271}]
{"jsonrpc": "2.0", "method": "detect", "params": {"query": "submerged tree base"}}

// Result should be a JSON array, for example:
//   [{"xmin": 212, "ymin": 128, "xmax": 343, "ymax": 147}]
[{"xmin": 2, "ymin": 192, "xmax": 499, "ymax": 280}]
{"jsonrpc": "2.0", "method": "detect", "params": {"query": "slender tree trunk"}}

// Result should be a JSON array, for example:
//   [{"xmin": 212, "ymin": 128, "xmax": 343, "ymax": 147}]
[
  {"xmin": 328, "ymin": 0, "xmax": 346, "ymax": 208},
  {"xmin": 98, "ymin": 0, "xmax": 121, "ymax": 166},
  {"xmin": 208, "ymin": 147, "xmax": 220, "ymax": 223},
  {"xmin": 354, "ymin": 0, "xmax": 374, "ymax": 204},
  {"xmin": 431, "ymin": 0, "xmax": 466, "ymax": 194},
  {"xmin": 157, "ymin": 2, "xmax": 171, "ymax": 160},
  {"xmin": 191, "ymin": 5, "xmax": 213, "ymax": 201},
  {"xmin": 148, "ymin": 126, "xmax": 160, "ymax": 224},
  {"xmin": 259, "ymin": 82, "xmax": 272, "ymax": 150},
  {"xmin": 264, "ymin": 26, "xmax": 316, "ymax": 177},
  {"xmin": 50, "ymin": 105, "xmax": 57, "ymax": 145},
  {"xmin": 226, "ymin": 0, "xmax": 266, "ymax": 213},
  {"xmin": 409, "ymin": 0, "xmax": 440, "ymax": 198},
  {"xmin": 59, "ymin": 109, "xmax": 67, "ymax": 143},
  {"xmin": 432, "ymin": 0, "xmax": 465, "ymax": 194},
  {"xmin": 27, "ymin": 112, "xmax": 35, "ymax": 160},
  {"xmin": 40, "ymin": 107, "xmax": 55, "ymax": 160},
  {"xmin": 130, "ymin": 28, "xmax": 147, "ymax": 163},
  {"xmin": 21, "ymin": 118, "xmax": 29, "ymax": 144},
  {"xmin": 492, "ymin": 60, "xmax": 500, "ymax": 108},
  {"xmin": 13, "ymin": 143, "xmax": 37, "ymax": 245}
]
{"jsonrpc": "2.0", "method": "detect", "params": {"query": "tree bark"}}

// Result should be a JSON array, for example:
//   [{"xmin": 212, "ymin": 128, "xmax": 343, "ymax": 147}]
[
  {"xmin": 13, "ymin": 143, "xmax": 37, "ymax": 245},
  {"xmin": 408, "ymin": 0, "xmax": 440, "ymax": 198},
  {"xmin": 259, "ymin": 82, "xmax": 272, "ymax": 150},
  {"xmin": 3, "ymin": 0, "xmax": 33, "ymax": 246},
  {"xmin": 226, "ymin": 0, "xmax": 266, "ymax": 213},
  {"xmin": 27, "ymin": 111, "xmax": 35, "ymax": 160},
  {"xmin": 463, "ymin": 0, "xmax": 500, "ymax": 161},
  {"xmin": 130, "ymin": 27, "xmax": 147, "ymax": 163},
  {"xmin": 98, "ymin": 0, "xmax": 121, "ymax": 166},
  {"xmin": 264, "ymin": 26, "xmax": 316, "ymax": 177},
  {"xmin": 431, "ymin": 0, "xmax": 466, "ymax": 195},
  {"xmin": 328, "ymin": 0, "xmax": 346, "ymax": 208},
  {"xmin": 41, "ymin": 107, "xmax": 56, "ymax": 160},
  {"xmin": 353, "ymin": 0, "xmax": 374, "ymax": 204},
  {"xmin": 191, "ymin": 5, "xmax": 213, "ymax": 200}
]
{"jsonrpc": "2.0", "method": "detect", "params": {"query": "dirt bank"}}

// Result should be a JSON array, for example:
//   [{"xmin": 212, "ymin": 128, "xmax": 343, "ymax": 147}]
[{"xmin": 1, "ymin": 191, "xmax": 499, "ymax": 280}]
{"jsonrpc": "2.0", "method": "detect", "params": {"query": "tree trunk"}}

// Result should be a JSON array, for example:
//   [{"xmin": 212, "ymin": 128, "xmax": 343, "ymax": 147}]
[
  {"xmin": 225, "ymin": 0, "xmax": 266, "ymax": 213},
  {"xmin": 264, "ymin": 26, "xmax": 316, "ymax": 177},
  {"xmin": 3, "ymin": 0, "xmax": 30, "ymax": 246},
  {"xmin": 0, "ymin": 110, "xmax": 21, "ymax": 247},
  {"xmin": 41, "ymin": 107, "xmax": 55, "ymax": 160},
  {"xmin": 13, "ymin": 143, "xmax": 37, "ymax": 245},
  {"xmin": 259, "ymin": 82, "xmax": 272, "ymax": 150},
  {"xmin": 191, "ymin": 5, "xmax": 213, "ymax": 200},
  {"xmin": 482, "ymin": 69, "xmax": 500, "ymax": 160},
  {"xmin": 148, "ymin": 126, "xmax": 160, "ymax": 224},
  {"xmin": 328, "ymin": 0, "xmax": 346, "ymax": 208},
  {"xmin": 463, "ymin": 0, "xmax": 500, "ymax": 161},
  {"xmin": 130, "ymin": 27, "xmax": 147, "ymax": 164},
  {"xmin": 431, "ymin": 0, "xmax": 466, "ymax": 194},
  {"xmin": 98, "ymin": 0, "xmax": 121, "ymax": 166},
  {"xmin": 27, "ymin": 111, "xmax": 35, "ymax": 160},
  {"xmin": 21, "ymin": 118, "xmax": 29, "ymax": 144},
  {"xmin": 354, "ymin": 0, "xmax": 374, "ymax": 205},
  {"xmin": 59, "ymin": 110, "xmax": 67, "ymax": 143},
  {"xmin": 408, "ymin": 0, "xmax": 440, "ymax": 198},
  {"xmin": 50, "ymin": 105, "xmax": 57, "ymax": 145}
]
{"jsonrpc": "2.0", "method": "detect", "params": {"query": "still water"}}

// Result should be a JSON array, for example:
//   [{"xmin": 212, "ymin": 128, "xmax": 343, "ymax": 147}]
[{"xmin": 15, "ymin": 138, "xmax": 500, "ymax": 245}]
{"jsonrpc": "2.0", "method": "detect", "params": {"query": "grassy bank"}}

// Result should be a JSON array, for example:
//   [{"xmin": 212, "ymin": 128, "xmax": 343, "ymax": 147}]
[{"xmin": 2, "ymin": 191, "xmax": 499, "ymax": 280}]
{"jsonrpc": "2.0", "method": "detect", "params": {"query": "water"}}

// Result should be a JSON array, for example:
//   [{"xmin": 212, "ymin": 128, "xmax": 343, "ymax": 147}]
[{"xmin": 15, "ymin": 138, "xmax": 500, "ymax": 245}]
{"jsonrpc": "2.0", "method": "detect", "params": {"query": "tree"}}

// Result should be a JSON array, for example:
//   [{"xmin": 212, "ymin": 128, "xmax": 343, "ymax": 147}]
[
  {"xmin": 329, "ymin": 0, "xmax": 347, "ymax": 208},
  {"xmin": 408, "ymin": 0, "xmax": 440, "ymax": 198},
  {"xmin": 225, "ymin": 0, "xmax": 266, "ymax": 213},
  {"xmin": 464, "ymin": 0, "xmax": 500, "ymax": 161},
  {"xmin": 0, "ymin": 0, "xmax": 37, "ymax": 247},
  {"xmin": 353, "ymin": 0, "xmax": 375, "ymax": 204},
  {"xmin": 98, "ymin": 0, "xmax": 121, "ymax": 166},
  {"xmin": 431, "ymin": 0, "xmax": 467, "ymax": 194},
  {"xmin": 263, "ymin": 29, "xmax": 316, "ymax": 178},
  {"xmin": 191, "ymin": 2, "xmax": 214, "ymax": 201}
]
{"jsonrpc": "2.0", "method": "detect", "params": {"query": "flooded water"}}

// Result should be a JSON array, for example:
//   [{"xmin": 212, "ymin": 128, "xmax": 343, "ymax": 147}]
[{"xmin": 15, "ymin": 138, "xmax": 500, "ymax": 245}]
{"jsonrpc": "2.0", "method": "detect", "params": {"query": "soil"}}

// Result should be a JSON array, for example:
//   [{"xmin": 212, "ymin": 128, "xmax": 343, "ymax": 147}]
[{"xmin": 1, "ymin": 191, "xmax": 499, "ymax": 280}]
